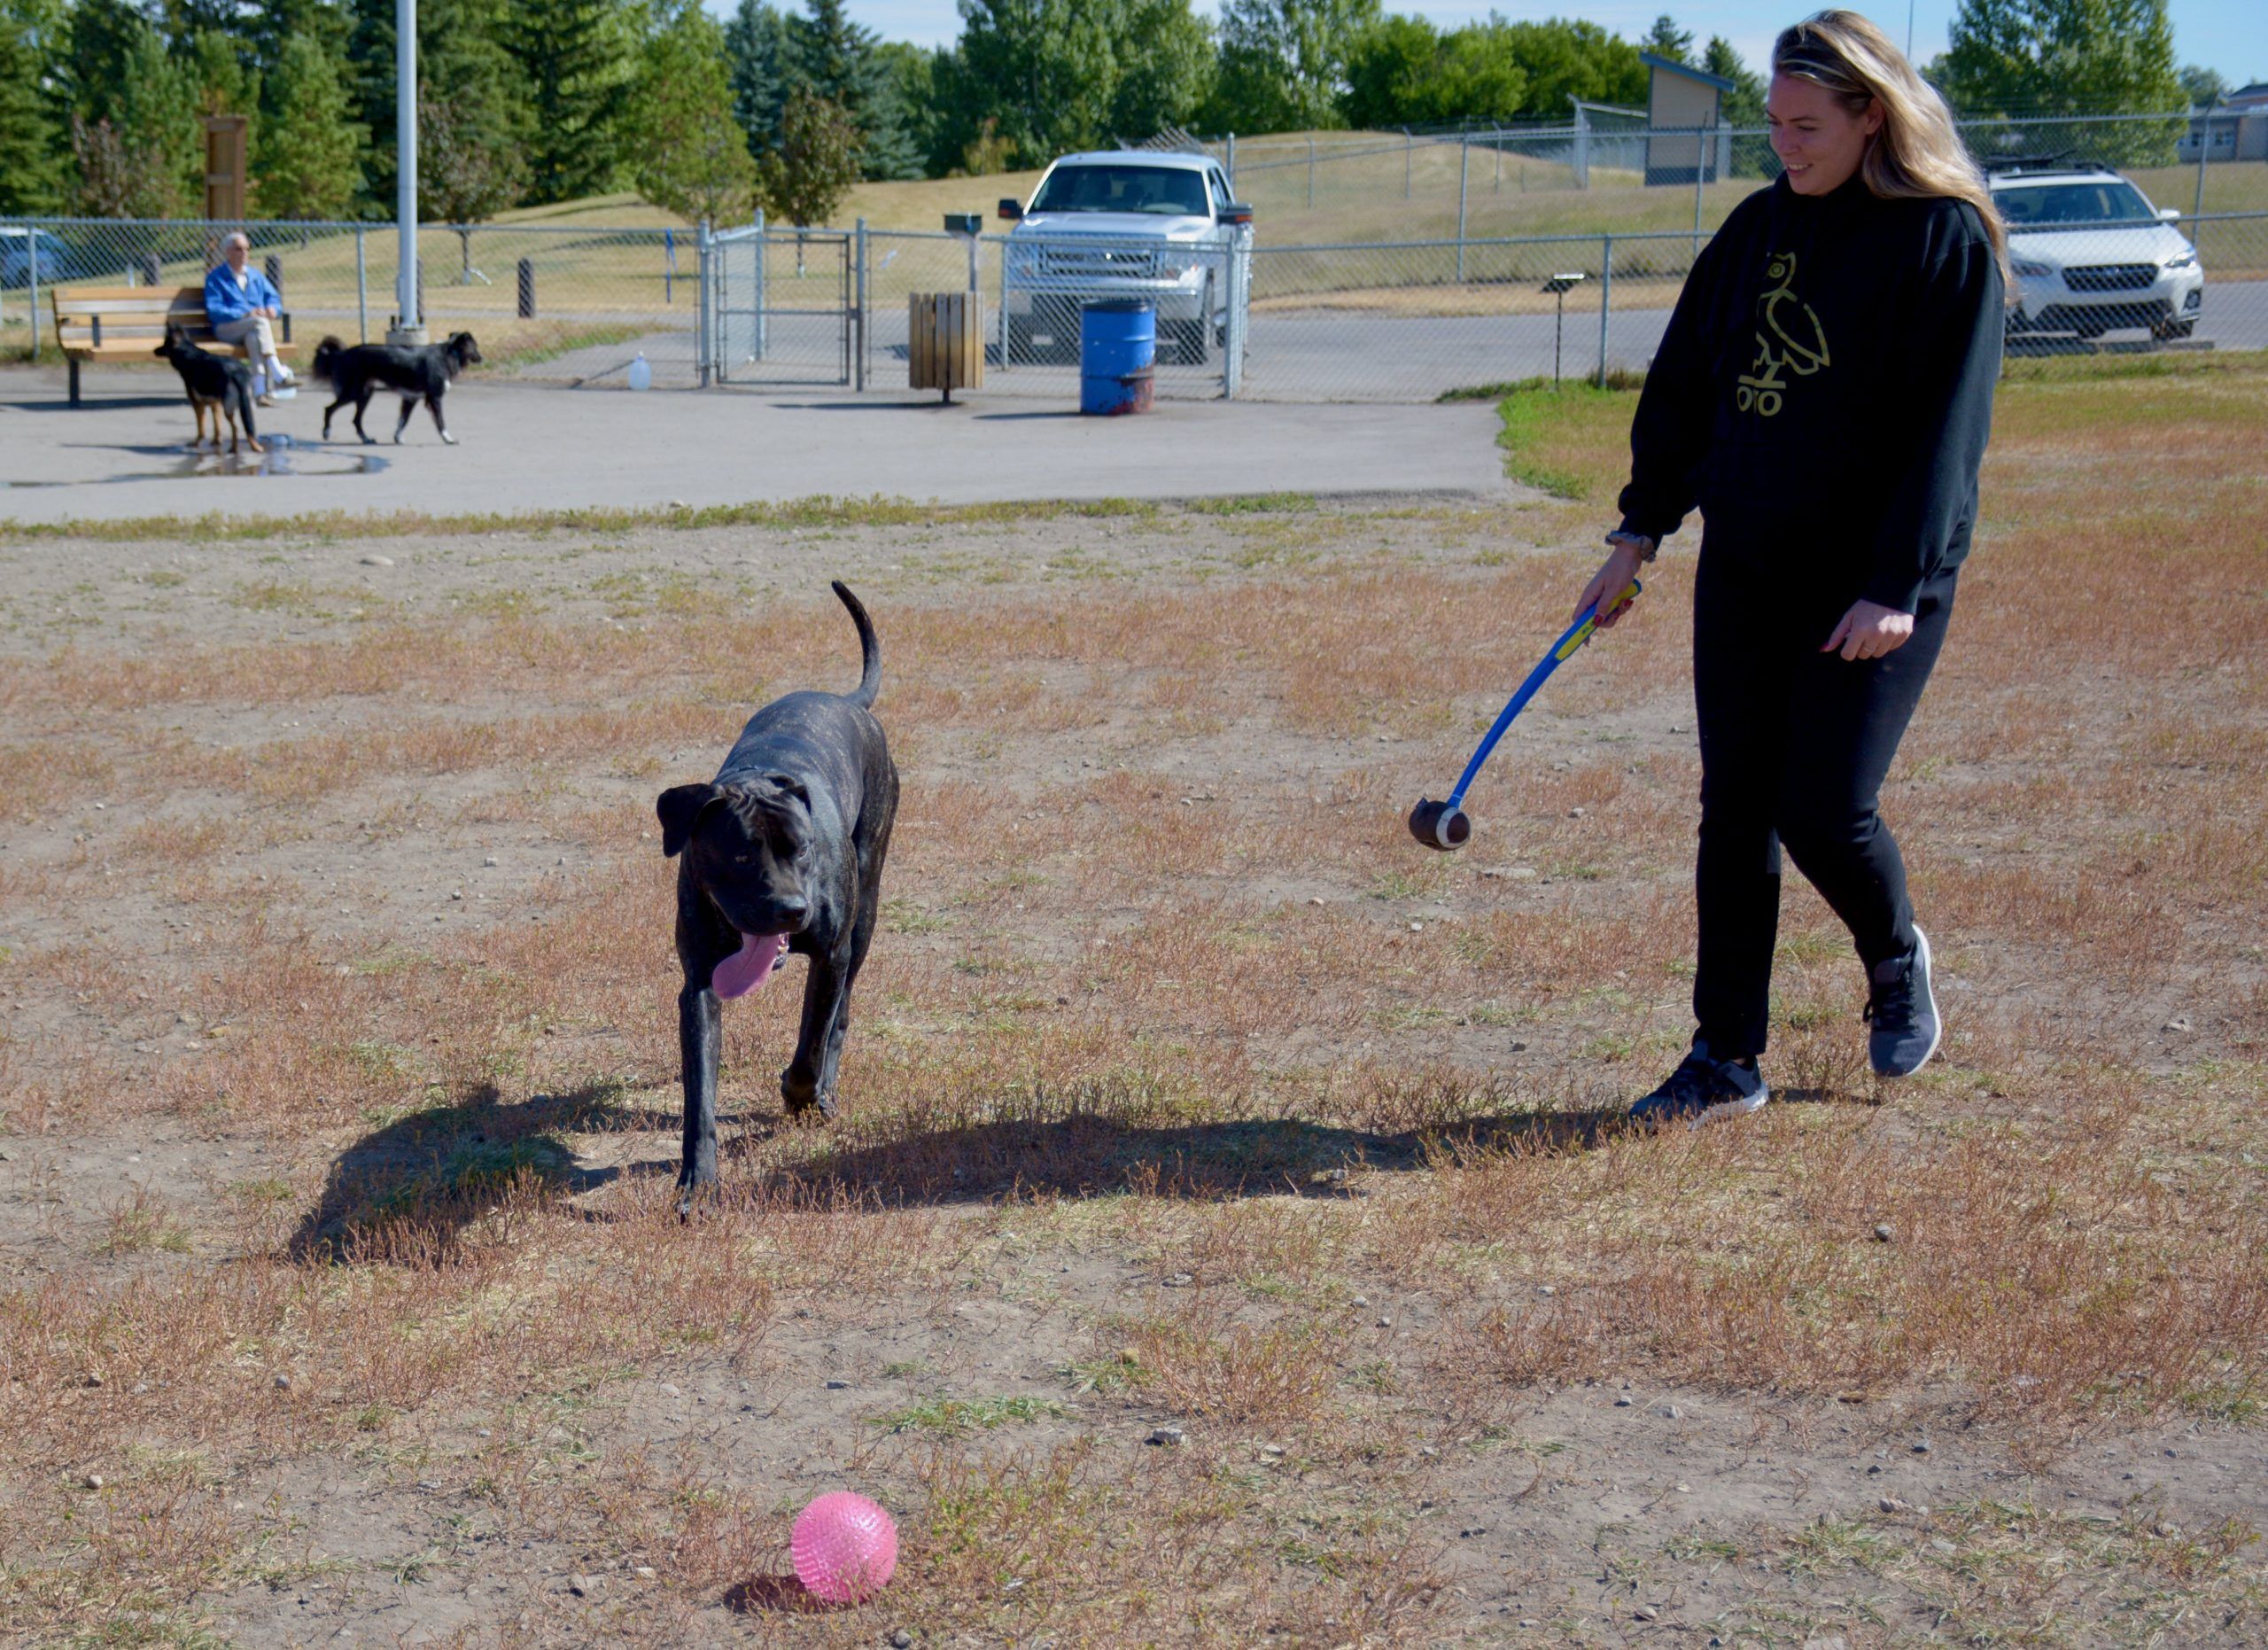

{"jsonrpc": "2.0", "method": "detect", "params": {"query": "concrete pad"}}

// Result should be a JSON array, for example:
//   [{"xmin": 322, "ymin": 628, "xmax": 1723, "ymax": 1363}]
[{"xmin": 0, "ymin": 369, "xmax": 1514, "ymax": 525}]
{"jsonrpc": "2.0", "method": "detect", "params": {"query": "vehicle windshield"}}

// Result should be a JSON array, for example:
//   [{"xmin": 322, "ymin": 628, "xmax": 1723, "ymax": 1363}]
[
  {"xmin": 1029, "ymin": 165, "xmax": 1209, "ymax": 216},
  {"xmin": 1996, "ymin": 181, "xmax": 2156, "ymax": 226}
]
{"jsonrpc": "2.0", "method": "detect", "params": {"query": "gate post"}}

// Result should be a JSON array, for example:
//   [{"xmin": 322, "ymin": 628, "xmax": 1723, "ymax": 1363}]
[
  {"xmin": 995, "ymin": 232, "xmax": 1010, "ymax": 373},
  {"xmin": 696, "ymin": 219, "xmax": 711, "ymax": 387},
  {"xmin": 752, "ymin": 209, "xmax": 766, "ymax": 362},
  {"xmin": 1223, "ymin": 235, "xmax": 1248, "ymax": 401},
  {"xmin": 854, "ymin": 218, "xmax": 868, "ymax": 392},
  {"xmin": 1596, "ymin": 235, "xmax": 1612, "ymax": 388}
]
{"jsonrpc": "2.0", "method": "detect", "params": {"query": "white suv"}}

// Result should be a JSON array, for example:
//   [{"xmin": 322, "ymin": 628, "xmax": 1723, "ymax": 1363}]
[
  {"xmin": 1989, "ymin": 164, "xmax": 2203, "ymax": 342},
  {"xmin": 998, "ymin": 152, "xmax": 1249, "ymax": 365}
]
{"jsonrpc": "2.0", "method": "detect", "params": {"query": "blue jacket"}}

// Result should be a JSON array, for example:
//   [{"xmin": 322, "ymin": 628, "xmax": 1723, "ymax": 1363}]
[{"xmin": 204, "ymin": 262, "xmax": 282, "ymax": 325}]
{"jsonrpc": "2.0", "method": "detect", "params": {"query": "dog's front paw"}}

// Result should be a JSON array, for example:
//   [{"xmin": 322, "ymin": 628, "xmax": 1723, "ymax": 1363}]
[{"xmin": 781, "ymin": 1074, "xmax": 839, "ymax": 1123}]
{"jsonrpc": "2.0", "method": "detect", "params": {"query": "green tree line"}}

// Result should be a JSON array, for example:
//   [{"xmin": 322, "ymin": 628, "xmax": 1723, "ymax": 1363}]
[{"xmin": 0, "ymin": 0, "xmax": 2216, "ymax": 224}]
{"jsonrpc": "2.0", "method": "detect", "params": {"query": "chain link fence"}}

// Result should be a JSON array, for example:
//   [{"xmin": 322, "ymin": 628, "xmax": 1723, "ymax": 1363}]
[
  {"xmin": 5, "ymin": 113, "xmax": 2260, "ymax": 409},
  {"xmin": 1203, "ymin": 108, "xmax": 2261, "ymax": 237},
  {"xmin": 0, "ymin": 217, "xmax": 710, "ymax": 385}
]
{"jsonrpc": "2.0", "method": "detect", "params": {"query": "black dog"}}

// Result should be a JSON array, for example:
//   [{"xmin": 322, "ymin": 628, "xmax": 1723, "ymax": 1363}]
[
  {"xmin": 656, "ymin": 582, "xmax": 898, "ymax": 1206},
  {"xmin": 154, "ymin": 327, "xmax": 260, "ymax": 455},
  {"xmin": 311, "ymin": 331, "xmax": 481, "ymax": 445}
]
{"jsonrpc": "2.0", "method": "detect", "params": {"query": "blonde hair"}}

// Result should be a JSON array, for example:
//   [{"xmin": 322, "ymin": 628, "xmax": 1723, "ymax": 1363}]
[{"xmin": 1773, "ymin": 10, "xmax": 2009, "ymax": 279}]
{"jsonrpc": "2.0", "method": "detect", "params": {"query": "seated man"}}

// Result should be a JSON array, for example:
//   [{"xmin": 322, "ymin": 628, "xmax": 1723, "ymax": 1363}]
[{"xmin": 203, "ymin": 232, "xmax": 293, "ymax": 403}]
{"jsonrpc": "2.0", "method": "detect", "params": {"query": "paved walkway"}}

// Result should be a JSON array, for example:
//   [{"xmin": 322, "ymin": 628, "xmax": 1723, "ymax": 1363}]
[{"xmin": 0, "ymin": 368, "xmax": 1514, "ymax": 525}]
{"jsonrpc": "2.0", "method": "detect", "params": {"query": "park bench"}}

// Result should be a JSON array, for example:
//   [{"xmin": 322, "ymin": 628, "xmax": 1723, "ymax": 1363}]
[{"xmin": 49, "ymin": 284, "xmax": 297, "ymax": 406}]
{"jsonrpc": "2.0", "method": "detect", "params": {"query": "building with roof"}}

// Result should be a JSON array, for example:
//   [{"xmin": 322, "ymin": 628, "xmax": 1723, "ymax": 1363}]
[
  {"xmin": 2179, "ymin": 84, "xmax": 2268, "ymax": 164},
  {"xmin": 1641, "ymin": 52, "xmax": 1737, "ymax": 186}
]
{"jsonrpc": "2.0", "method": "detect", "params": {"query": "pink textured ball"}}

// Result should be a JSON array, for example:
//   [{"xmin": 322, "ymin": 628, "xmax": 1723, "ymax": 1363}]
[{"xmin": 791, "ymin": 1490, "xmax": 898, "ymax": 1604}]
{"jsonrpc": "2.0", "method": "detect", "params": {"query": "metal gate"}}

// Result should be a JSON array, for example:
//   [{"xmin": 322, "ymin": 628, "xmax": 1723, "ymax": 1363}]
[{"xmin": 705, "ymin": 225, "xmax": 854, "ymax": 387}]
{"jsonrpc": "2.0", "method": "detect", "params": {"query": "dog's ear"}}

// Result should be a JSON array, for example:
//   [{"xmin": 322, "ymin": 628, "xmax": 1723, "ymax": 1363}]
[
  {"xmin": 656, "ymin": 783, "xmax": 723, "ymax": 858},
  {"xmin": 765, "ymin": 774, "xmax": 811, "ymax": 811}
]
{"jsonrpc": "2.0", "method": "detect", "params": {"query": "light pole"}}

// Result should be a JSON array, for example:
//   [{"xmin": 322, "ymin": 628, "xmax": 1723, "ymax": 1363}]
[{"xmin": 390, "ymin": 0, "xmax": 423, "ymax": 345}]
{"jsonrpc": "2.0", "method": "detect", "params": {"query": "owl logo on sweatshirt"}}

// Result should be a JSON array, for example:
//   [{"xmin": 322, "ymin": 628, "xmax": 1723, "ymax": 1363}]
[{"xmin": 1736, "ymin": 252, "xmax": 1831, "ymax": 416}]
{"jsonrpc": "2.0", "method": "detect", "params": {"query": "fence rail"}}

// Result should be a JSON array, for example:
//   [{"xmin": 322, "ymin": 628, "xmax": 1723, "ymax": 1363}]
[{"xmin": 6, "ymin": 201, "xmax": 2264, "ymax": 406}]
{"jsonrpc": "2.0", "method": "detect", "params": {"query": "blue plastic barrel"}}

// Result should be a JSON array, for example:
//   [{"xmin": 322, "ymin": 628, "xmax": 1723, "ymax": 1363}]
[{"xmin": 1079, "ymin": 300, "xmax": 1156, "ymax": 416}]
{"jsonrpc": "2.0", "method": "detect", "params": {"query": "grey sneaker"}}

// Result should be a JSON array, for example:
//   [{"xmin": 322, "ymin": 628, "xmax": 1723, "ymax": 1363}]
[
  {"xmin": 1629, "ymin": 1039, "xmax": 1769, "ymax": 1128},
  {"xmin": 1865, "ymin": 925, "xmax": 1941, "ymax": 1078}
]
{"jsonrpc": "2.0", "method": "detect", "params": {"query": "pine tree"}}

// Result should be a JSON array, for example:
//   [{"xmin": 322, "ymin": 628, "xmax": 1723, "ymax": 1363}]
[
  {"xmin": 1643, "ymin": 14, "xmax": 1692, "ymax": 63},
  {"xmin": 62, "ymin": 0, "xmax": 157, "ymax": 129},
  {"xmin": 106, "ymin": 20, "xmax": 200, "ymax": 214},
  {"xmin": 350, "ymin": 0, "xmax": 533, "ymax": 214},
  {"xmin": 788, "ymin": 0, "xmax": 920, "ymax": 180},
  {"xmin": 0, "ymin": 7, "xmax": 66, "ymax": 213},
  {"xmin": 724, "ymin": 0, "xmax": 791, "ymax": 156},
  {"xmin": 249, "ymin": 0, "xmax": 353, "ymax": 83},
  {"xmin": 627, "ymin": 6, "xmax": 758, "ymax": 223},
  {"xmin": 507, "ymin": 0, "xmax": 634, "ymax": 204},
  {"xmin": 260, "ymin": 30, "xmax": 365, "ymax": 216},
  {"xmin": 1703, "ymin": 35, "xmax": 1764, "ymax": 126}
]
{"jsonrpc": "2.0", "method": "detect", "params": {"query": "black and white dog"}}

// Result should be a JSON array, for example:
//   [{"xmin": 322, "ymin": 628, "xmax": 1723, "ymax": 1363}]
[
  {"xmin": 656, "ymin": 583, "xmax": 898, "ymax": 1206},
  {"xmin": 311, "ymin": 331, "xmax": 481, "ymax": 445}
]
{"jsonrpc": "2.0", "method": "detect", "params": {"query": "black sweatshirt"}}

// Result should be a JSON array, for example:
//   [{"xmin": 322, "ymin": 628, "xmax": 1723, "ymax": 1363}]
[{"xmin": 1616, "ymin": 171, "xmax": 2004, "ymax": 613}]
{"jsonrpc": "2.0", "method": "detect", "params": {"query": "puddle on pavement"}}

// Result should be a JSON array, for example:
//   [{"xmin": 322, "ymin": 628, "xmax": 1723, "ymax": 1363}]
[{"xmin": 10, "ymin": 433, "xmax": 392, "ymax": 487}]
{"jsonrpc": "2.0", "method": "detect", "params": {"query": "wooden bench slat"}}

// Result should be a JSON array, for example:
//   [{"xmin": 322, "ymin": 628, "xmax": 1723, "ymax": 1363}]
[
  {"xmin": 50, "ymin": 285, "xmax": 207, "ymax": 302},
  {"xmin": 51, "ymin": 300, "xmax": 211, "ymax": 318},
  {"xmin": 55, "ymin": 321, "xmax": 203, "ymax": 339},
  {"xmin": 57, "ymin": 331, "xmax": 299, "ymax": 351}
]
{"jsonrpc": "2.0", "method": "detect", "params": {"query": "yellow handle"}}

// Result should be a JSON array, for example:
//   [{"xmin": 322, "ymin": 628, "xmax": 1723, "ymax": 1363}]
[{"xmin": 1554, "ymin": 580, "xmax": 1641, "ymax": 661}]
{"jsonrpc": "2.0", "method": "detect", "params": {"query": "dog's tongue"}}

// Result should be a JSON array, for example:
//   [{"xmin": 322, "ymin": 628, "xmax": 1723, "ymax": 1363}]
[{"xmin": 711, "ymin": 930, "xmax": 789, "ymax": 1000}]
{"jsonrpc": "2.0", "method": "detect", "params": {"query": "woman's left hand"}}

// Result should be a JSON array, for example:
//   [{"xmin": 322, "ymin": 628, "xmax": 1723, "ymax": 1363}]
[{"xmin": 1821, "ymin": 599, "xmax": 1915, "ymax": 661}]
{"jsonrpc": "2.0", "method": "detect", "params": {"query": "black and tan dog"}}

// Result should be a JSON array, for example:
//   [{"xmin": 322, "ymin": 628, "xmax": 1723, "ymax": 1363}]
[
  {"xmin": 656, "ymin": 582, "xmax": 898, "ymax": 1207},
  {"xmin": 311, "ymin": 331, "xmax": 481, "ymax": 445},
  {"xmin": 154, "ymin": 327, "xmax": 261, "ymax": 455}
]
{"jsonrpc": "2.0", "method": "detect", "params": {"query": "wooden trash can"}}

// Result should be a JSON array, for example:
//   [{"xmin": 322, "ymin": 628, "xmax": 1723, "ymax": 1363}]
[{"xmin": 908, "ymin": 292, "xmax": 985, "ymax": 403}]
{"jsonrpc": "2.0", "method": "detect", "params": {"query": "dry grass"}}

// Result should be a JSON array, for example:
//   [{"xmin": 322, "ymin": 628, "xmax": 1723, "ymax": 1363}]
[{"xmin": 0, "ymin": 354, "xmax": 2264, "ymax": 1645}]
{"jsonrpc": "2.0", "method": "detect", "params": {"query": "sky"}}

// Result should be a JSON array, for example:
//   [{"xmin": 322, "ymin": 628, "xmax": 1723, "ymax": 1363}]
[{"xmin": 714, "ymin": 0, "xmax": 2264, "ymax": 95}]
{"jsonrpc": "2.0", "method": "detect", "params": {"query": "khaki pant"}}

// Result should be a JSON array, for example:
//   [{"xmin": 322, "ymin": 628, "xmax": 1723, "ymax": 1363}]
[
  {"xmin": 213, "ymin": 314, "xmax": 290, "ymax": 392},
  {"xmin": 213, "ymin": 313, "xmax": 277, "ymax": 357}
]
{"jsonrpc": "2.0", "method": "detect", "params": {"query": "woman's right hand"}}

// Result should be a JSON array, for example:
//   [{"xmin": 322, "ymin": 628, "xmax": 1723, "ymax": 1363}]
[{"xmin": 1574, "ymin": 535, "xmax": 1649, "ymax": 632}]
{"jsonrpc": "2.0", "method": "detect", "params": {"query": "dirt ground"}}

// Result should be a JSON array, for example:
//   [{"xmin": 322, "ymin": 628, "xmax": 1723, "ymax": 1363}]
[{"xmin": 3, "ymin": 376, "xmax": 2265, "ymax": 1648}]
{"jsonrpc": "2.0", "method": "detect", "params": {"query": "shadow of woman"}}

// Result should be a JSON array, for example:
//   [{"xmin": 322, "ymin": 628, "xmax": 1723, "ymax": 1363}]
[
  {"xmin": 760, "ymin": 1103, "xmax": 1627, "ymax": 1210},
  {"xmin": 286, "ymin": 1081, "xmax": 644, "ymax": 1264}
]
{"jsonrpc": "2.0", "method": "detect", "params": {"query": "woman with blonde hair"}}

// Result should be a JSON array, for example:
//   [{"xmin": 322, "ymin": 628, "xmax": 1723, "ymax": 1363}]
[{"xmin": 1573, "ymin": 10, "xmax": 2006, "ymax": 1124}]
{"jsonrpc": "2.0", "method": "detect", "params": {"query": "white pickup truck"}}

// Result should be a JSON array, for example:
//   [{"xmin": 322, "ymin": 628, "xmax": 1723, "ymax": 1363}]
[{"xmin": 998, "ymin": 151, "xmax": 1251, "ymax": 365}]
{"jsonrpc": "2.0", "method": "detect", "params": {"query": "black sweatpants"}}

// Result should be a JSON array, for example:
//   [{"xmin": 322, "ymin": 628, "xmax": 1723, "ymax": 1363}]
[{"xmin": 1690, "ymin": 546, "xmax": 1957, "ymax": 1061}]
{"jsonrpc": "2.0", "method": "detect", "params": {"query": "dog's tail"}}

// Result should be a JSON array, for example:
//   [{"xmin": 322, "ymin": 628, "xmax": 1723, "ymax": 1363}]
[
  {"xmin": 833, "ymin": 580, "xmax": 882, "ymax": 708},
  {"xmin": 233, "ymin": 374, "xmax": 258, "ymax": 447},
  {"xmin": 312, "ymin": 337, "xmax": 344, "ymax": 385}
]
